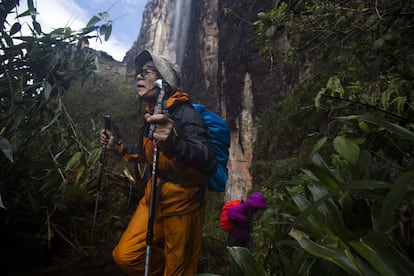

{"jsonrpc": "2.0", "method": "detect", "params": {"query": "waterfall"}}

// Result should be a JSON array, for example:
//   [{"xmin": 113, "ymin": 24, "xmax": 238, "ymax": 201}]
[{"xmin": 172, "ymin": 0, "xmax": 192, "ymax": 66}]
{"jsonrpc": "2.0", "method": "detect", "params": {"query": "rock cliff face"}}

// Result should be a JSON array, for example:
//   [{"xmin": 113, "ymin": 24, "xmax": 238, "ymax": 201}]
[{"xmin": 125, "ymin": 0, "xmax": 299, "ymax": 200}]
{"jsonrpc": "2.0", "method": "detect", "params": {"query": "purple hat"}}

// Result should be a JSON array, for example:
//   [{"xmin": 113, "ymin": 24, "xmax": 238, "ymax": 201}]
[
  {"xmin": 245, "ymin": 192, "xmax": 266, "ymax": 209},
  {"xmin": 227, "ymin": 204, "xmax": 247, "ymax": 222}
]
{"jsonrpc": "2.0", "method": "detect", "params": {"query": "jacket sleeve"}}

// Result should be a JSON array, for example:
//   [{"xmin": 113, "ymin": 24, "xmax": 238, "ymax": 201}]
[
  {"xmin": 114, "ymin": 124, "xmax": 148, "ymax": 163},
  {"xmin": 167, "ymin": 104, "xmax": 217, "ymax": 177},
  {"xmin": 118, "ymin": 142, "xmax": 146, "ymax": 163}
]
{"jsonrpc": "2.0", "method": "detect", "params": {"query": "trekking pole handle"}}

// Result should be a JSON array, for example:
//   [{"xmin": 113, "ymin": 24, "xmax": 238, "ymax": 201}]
[
  {"xmin": 148, "ymin": 79, "xmax": 166, "ymax": 139},
  {"xmin": 92, "ymin": 113, "xmax": 111, "ymax": 242},
  {"xmin": 102, "ymin": 113, "xmax": 111, "ymax": 136},
  {"xmin": 103, "ymin": 113, "xmax": 111, "ymax": 133}
]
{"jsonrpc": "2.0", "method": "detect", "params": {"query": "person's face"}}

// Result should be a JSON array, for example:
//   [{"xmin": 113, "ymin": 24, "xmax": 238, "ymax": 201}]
[{"xmin": 136, "ymin": 61, "xmax": 160, "ymax": 104}]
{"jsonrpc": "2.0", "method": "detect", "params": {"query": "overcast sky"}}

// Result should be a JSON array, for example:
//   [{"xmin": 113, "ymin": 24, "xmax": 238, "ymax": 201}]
[{"xmin": 15, "ymin": 0, "xmax": 148, "ymax": 61}]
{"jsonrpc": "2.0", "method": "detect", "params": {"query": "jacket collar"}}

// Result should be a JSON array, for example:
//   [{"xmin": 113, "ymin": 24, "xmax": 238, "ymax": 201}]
[
  {"xmin": 145, "ymin": 91, "xmax": 190, "ymax": 114},
  {"xmin": 166, "ymin": 91, "xmax": 190, "ymax": 108}
]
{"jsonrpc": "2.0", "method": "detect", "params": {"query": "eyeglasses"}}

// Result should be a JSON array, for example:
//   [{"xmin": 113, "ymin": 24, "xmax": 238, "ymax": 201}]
[{"xmin": 137, "ymin": 67, "xmax": 158, "ymax": 77}]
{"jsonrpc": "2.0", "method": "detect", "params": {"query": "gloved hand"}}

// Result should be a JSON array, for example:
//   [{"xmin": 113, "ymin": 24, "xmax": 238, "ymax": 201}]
[
  {"xmin": 100, "ymin": 129, "xmax": 118, "ymax": 151},
  {"xmin": 145, "ymin": 113, "xmax": 177, "ymax": 153}
]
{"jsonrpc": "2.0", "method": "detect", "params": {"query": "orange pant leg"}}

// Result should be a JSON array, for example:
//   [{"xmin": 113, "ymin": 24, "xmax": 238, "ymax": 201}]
[
  {"xmin": 162, "ymin": 205, "xmax": 205, "ymax": 275},
  {"xmin": 113, "ymin": 181, "xmax": 206, "ymax": 276},
  {"xmin": 112, "ymin": 198, "xmax": 164, "ymax": 276}
]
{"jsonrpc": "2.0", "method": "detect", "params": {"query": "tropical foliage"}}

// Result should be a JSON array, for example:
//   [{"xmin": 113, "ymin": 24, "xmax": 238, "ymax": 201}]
[
  {"xmin": 0, "ymin": 0, "xmax": 130, "ymax": 272},
  {"xmin": 1, "ymin": 0, "xmax": 414, "ymax": 275},
  {"xmin": 251, "ymin": 0, "xmax": 414, "ymax": 275}
]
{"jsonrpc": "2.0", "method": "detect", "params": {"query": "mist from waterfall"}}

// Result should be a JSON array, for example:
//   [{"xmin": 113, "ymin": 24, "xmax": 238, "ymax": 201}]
[{"xmin": 172, "ymin": 0, "xmax": 192, "ymax": 67}]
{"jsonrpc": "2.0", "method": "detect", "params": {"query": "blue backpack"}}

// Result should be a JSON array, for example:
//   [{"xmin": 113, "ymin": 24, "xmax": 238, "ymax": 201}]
[{"xmin": 193, "ymin": 104, "xmax": 231, "ymax": 192}]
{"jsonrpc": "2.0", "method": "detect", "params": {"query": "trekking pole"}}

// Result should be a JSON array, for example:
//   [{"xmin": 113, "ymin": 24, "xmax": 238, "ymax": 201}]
[
  {"xmin": 145, "ymin": 79, "xmax": 165, "ymax": 276},
  {"xmin": 91, "ymin": 113, "xmax": 111, "ymax": 244}
]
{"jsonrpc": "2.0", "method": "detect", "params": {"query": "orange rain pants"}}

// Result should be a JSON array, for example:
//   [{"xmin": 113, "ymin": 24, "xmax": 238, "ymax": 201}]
[{"xmin": 112, "ymin": 180, "xmax": 206, "ymax": 276}]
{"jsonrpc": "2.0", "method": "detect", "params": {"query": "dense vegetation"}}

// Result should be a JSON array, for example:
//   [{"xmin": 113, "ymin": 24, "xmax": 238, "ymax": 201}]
[
  {"xmin": 0, "ymin": 0, "xmax": 131, "ymax": 274},
  {"xmin": 1, "ymin": 0, "xmax": 413, "ymax": 275},
  {"xmin": 250, "ymin": 0, "xmax": 414, "ymax": 275}
]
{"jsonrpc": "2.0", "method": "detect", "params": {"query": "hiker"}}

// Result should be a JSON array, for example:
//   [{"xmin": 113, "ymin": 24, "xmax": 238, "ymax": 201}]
[
  {"xmin": 100, "ymin": 49, "xmax": 217, "ymax": 275},
  {"xmin": 221, "ymin": 192, "xmax": 267, "ymax": 249}
]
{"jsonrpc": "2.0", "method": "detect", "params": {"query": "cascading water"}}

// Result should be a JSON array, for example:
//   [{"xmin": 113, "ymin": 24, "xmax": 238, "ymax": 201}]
[{"xmin": 172, "ymin": 0, "xmax": 192, "ymax": 66}]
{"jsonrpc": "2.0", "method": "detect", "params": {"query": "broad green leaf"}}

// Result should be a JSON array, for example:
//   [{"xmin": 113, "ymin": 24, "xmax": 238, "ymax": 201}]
[
  {"xmin": 227, "ymin": 246, "xmax": 268, "ymax": 276},
  {"xmin": 104, "ymin": 24, "xmax": 112, "ymax": 41},
  {"xmin": 75, "ymin": 164, "xmax": 85, "ymax": 184},
  {"xmin": 286, "ymin": 250, "xmax": 311, "ymax": 275},
  {"xmin": 87, "ymin": 148, "xmax": 102, "ymax": 165},
  {"xmin": 306, "ymin": 185, "xmax": 353, "ymax": 241},
  {"xmin": 290, "ymin": 184, "xmax": 352, "ymax": 244},
  {"xmin": 379, "ymin": 170, "xmax": 414, "ymax": 232},
  {"xmin": 65, "ymin": 152, "xmax": 83, "ymax": 171},
  {"xmin": 333, "ymin": 135, "xmax": 360, "ymax": 164},
  {"xmin": 99, "ymin": 11, "xmax": 110, "ymax": 21},
  {"xmin": 314, "ymin": 88, "xmax": 325, "ymax": 109},
  {"xmin": 337, "ymin": 115, "xmax": 414, "ymax": 143},
  {"xmin": 0, "ymin": 136, "xmax": 14, "ymax": 163},
  {"xmin": 28, "ymin": 0, "xmax": 35, "ymax": 10},
  {"xmin": 10, "ymin": 22, "xmax": 21, "ymax": 35},
  {"xmin": 99, "ymin": 24, "xmax": 107, "ymax": 36},
  {"xmin": 3, "ymin": 31, "xmax": 13, "ymax": 46},
  {"xmin": 289, "ymin": 229, "xmax": 362, "ymax": 275},
  {"xmin": 17, "ymin": 3, "xmax": 37, "ymax": 18},
  {"xmin": 381, "ymin": 86, "xmax": 392, "ymax": 110},
  {"xmin": 64, "ymin": 27, "xmax": 72, "ymax": 37},
  {"xmin": 307, "ymin": 164, "xmax": 340, "ymax": 190},
  {"xmin": 390, "ymin": 96, "xmax": 406, "ymax": 114},
  {"xmin": 358, "ymin": 121, "xmax": 371, "ymax": 133},
  {"xmin": 81, "ymin": 26, "xmax": 96, "ymax": 34},
  {"xmin": 288, "ymin": 192, "xmax": 328, "ymax": 239},
  {"xmin": 326, "ymin": 76, "xmax": 345, "ymax": 97},
  {"xmin": 311, "ymin": 153, "xmax": 330, "ymax": 169},
  {"xmin": 33, "ymin": 21, "xmax": 42, "ymax": 34},
  {"xmin": 311, "ymin": 136, "xmax": 327, "ymax": 157},
  {"xmin": 373, "ymin": 38, "xmax": 384, "ymax": 49},
  {"xmin": 257, "ymin": 12, "xmax": 268, "ymax": 21},
  {"xmin": 42, "ymin": 80, "xmax": 52, "ymax": 100},
  {"xmin": 345, "ymin": 180, "xmax": 392, "ymax": 190},
  {"xmin": 265, "ymin": 25, "xmax": 276, "ymax": 38},
  {"xmin": 350, "ymin": 231, "xmax": 414, "ymax": 275},
  {"xmin": 87, "ymin": 15, "xmax": 101, "ymax": 27},
  {"xmin": 50, "ymin": 27, "xmax": 65, "ymax": 35}
]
